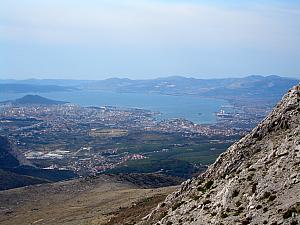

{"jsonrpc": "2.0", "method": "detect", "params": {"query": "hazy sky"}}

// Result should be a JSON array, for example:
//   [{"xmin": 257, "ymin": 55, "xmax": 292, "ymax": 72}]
[{"xmin": 1, "ymin": 0, "xmax": 300, "ymax": 80}]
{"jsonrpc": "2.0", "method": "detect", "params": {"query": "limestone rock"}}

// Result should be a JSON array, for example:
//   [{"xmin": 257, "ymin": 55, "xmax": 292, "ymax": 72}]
[{"xmin": 139, "ymin": 83, "xmax": 300, "ymax": 225}]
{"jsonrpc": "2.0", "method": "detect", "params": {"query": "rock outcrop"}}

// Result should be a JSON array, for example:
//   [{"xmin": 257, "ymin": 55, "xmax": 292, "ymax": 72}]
[{"xmin": 140, "ymin": 84, "xmax": 300, "ymax": 225}]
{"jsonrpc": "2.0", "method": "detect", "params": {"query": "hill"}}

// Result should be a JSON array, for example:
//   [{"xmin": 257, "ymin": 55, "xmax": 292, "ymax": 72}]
[
  {"xmin": 14, "ymin": 95, "xmax": 68, "ymax": 105},
  {"xmin": 140, "ymin": 83, "xmax": 300, "ymax": 224},
  {"xmin": 2, "ymin": 95, "xmax": 68, "ymax": 105}
]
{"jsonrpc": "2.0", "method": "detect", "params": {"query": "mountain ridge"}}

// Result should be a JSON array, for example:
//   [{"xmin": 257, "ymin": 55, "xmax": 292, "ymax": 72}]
[
  {"xmin": 80, "ymin": 75, "xmax": 299, "ymax": 103},
  {"xmin": 140, "ymin": 83, "xmax": 300, "ymax": 224},
  {"xmin": 1, "ymin": 76, "xmax": 298, "ymax": 105}
]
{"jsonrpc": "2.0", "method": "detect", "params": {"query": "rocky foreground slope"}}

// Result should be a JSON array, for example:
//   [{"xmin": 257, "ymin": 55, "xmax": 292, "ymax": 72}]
[
  {"xmin": 0, "ymin": 174, "xmax": 177, "ymax": 225},
  {"xmin": 140, "ymin": 84, "xmax": 300, "ymax": 225}
]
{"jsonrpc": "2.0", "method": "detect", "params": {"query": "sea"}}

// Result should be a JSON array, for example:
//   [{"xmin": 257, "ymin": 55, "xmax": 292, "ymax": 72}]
[{"xmin": 0, "ymin": 90, "xmax": 227, "ymax": 124}]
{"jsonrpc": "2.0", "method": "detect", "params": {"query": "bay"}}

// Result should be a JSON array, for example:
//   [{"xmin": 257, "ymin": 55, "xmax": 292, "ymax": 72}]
[{"xmin": 0, "ymin": 90, "xmax": 227, "ymax": 124}]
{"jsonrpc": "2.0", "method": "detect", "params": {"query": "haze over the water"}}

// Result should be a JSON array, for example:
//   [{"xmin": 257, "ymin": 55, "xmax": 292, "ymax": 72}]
[{"xmin": 1, "ymin": 0, "xmax": 300, "ymax": 80}]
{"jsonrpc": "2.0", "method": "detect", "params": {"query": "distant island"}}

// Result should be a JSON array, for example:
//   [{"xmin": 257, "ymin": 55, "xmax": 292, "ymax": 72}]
[{"xmin": 1, "ymin": 95, "xmax": 69, "ymax": 105}]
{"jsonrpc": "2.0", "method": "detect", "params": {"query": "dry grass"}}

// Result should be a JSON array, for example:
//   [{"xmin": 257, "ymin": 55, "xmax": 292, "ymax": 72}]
[{"xmin": 0, "ymin": 175, "xmax": 176, "ymax": 225}]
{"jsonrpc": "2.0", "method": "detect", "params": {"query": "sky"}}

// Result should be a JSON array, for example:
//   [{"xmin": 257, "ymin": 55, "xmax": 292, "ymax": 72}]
[{"xmin": 0, "ymin": 0, "xmax": 300, "ymax": 80}]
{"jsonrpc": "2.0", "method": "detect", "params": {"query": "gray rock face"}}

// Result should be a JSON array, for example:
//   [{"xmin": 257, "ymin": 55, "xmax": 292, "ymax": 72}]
[{"xmin": 139, "ymin": 84, "xmax": 300, "ymax": 225}]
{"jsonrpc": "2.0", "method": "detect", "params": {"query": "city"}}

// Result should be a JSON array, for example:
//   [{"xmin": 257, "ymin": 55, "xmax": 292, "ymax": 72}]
[{"xmin": 0, "ymin": 101, "xmax": 269, "ymax": 177}]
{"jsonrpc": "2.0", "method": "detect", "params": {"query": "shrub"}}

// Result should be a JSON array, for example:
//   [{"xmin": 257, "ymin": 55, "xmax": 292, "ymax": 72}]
[
  {"xmin": 268, "ymin": 195, "xmax": 276, "ymax": 201},
  {"xmin": 252, "ymin": 182, "xmax": 258, "ymax": 193},
  {"xmin": 296, "ymin": 202, "xmax": 300, "ymax": 213},
  {"xmin": 241, "ymin": 218, "xmax": 251, "ymax": 225},
  {"xmin": 232, "ymin": 189, "xmax": 239, "ymax": 198},
  {"xmin": 236, "ymin": 206, "xmax": 245, "ymax": 215},
  {"xmin": 192, "ymin": 195, "xmax": 200, "ymax": 201},
  {"xmin": 263, "ymin": 191, "xmax": 271, "ymax": 199},
  {"xmin": 190, "ymin": 205, "xmax": 196, "ymax": 210},
  {"xmin": 203, "ymin": 199, "xmax": 211, "ymax": 205},
  {"xmin": 256, "ymin": 205, "xmax": 262, "ymax": 210},
  {"xmin": 197, "ymin": 186, "xmax": 206, "ymax": 193},
  {"xmin": 233, "ymin": 211, "xmax": 241, "ymax": 216},
  {"xmin": 203, "ymin": 206, "xmax": 209, "ymax": 210},
  {"xmin": 238, "ymin": 206, "xmax": 245, "ymax": 211},
  {"xmin": 220, "ymin": 211, "xmax": 228, "ymax": 218},
  {"xmin": 159, "ymin": 211, "xmax": 167, "ymax": 220},
  {"xmin": 283, "ymin": 207, "xmax": 297, "ymax": 219},
  {"xmin": 236, "ymin": 201, "xmax": 242, "ymax": 207},
  {"xmin": 197, "ymin": 180, "xmax": 214, "ymax": 193},
  {"xmin": 211, "ymin": 211, "xmax": 217, "ymax": 216},
  {"xmin": 172, "ymin": 201, "xmax": 184, "ymax": 211},
  {"xmin": 247, "ymin": 173, "xmax": 254, "ymax": 181},
  {"xmin": 205, "ymin": 180, "xmax": 214, "ymax": 189},
  {"xmin": 197, "ymin": 179, "xmax": 204, "ymax": 185}
]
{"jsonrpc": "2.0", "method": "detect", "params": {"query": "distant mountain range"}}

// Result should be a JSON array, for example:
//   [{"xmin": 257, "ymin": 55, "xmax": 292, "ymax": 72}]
[
  {"xmin": 80, "ymin": 75, "xmax": 299, "ymax": 101},
  {"xmin": 0, "ymin": 75, "xmax": 299, "ymax": 105},
  {"xmin": 1, "ymin": 95, "xmax": 69, "ymax": 105},
  {"xmin": 0, "ymin": 83, "xmax": 77, "ymax": 93}
]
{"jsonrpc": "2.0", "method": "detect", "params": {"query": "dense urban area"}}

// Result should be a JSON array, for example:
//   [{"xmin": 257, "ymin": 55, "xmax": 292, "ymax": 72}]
[{"xmin": 0, "ymin": 100, "xmax": 269, "ymax": 177}]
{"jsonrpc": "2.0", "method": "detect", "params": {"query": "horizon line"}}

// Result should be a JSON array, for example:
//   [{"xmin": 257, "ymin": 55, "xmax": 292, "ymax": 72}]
[{"xmin": 0, "ymin": 74, "xmax": 299, "ymax": 81}]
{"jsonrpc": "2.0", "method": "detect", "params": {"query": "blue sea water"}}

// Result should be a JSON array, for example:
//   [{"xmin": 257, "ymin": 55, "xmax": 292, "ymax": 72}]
[{"xmin": 0, "ymin": 90, "xmax": 227, "ymax": 124}]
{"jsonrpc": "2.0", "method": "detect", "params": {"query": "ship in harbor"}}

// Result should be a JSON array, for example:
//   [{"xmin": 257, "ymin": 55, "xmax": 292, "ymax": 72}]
[{"xmin": 215, "ymin": 109, "xmax": 235, "ymax": 119}]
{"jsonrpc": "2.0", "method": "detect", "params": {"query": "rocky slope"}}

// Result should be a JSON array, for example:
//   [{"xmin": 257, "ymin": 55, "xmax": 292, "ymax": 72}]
[
  {"xmin": 0, "ymin": 174, "xmax": 177, "ymax": 225},
  {"xmin": 140, "ymin": 84, "xmax": 300, "ymax": 225}
]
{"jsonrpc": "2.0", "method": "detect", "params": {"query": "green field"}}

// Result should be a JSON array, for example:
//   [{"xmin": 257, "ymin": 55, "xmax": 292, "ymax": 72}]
[{"xmin": 104, "ymin": 132, "xmax": 238, "ymax": 178}]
